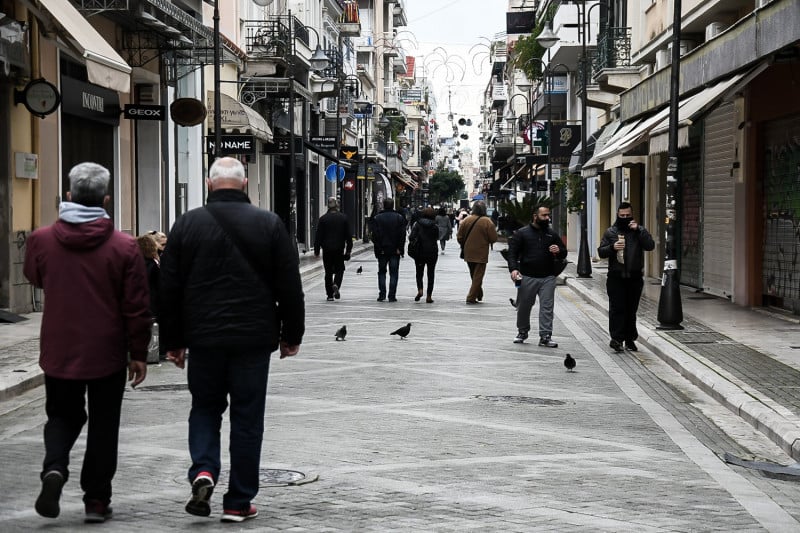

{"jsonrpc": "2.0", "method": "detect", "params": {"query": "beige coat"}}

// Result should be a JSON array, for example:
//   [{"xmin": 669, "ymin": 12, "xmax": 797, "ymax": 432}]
[{"xmin": 457, "ymin": 215, "xmax": 498, "ymax": 263}]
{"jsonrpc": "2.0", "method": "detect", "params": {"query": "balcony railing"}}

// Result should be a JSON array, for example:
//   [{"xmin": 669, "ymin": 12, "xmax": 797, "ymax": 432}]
[{"xmin": 592, "ymin": 26, "xmax": 631, "ymax": 76}]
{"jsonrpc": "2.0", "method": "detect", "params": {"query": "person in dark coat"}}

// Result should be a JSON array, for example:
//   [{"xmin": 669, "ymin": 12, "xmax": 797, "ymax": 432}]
[
  {"xmin": 409, "ymin": 207, "xmax": 440, "ymax": 303},
  {"xmin": 137, "ymin": 234, "xmax": 161, "ymax": 319},
  {"xmin": 24, "ymin": 162, "xmax": 151, "ymax": 523},
  {"xmin": 314, "ymin": 197, "xmax": 353, "ymax": 301},
  {"xmin": 371, "ymin": 197, "xmax": 407, "ymax": 302},
  {"xmin": 434, "ymin": 207, "xmax": 452, "ymax": 253},
  {"xmin": 597, "ymin": 202, "xmax": 655, "ymax": 352},
  {"xmin": 159, "ymin": 157, "xmax": 305, "ymax": 523}
]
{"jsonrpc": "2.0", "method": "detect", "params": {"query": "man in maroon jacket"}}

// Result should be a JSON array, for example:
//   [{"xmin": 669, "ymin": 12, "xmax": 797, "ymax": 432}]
[{"xmin": 24, "ymin": 162, "xmax": 151, "ymax": 524}]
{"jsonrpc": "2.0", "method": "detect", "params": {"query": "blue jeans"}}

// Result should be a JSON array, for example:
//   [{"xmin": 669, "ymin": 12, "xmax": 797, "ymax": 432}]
[
  {"xmin": 376, "ymin": 254, "xmax": 400, "ymax": 299},
  {"xmin": 187, "ymin": 348, "xmax": 271, "ymax": 510}
]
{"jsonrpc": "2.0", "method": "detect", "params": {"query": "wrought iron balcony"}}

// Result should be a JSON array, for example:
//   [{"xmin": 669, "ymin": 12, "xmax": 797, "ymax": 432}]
[
  {"xmin": 244, "ymin": 18, "xmax": 292, "ymax": 60},
  {"xmin": 592, "ymin": 26, "xmax": 631, "ymax": 76}
]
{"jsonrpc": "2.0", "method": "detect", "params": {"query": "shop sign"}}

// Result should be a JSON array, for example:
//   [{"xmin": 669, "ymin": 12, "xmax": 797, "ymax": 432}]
[
  {"xmin": 206, "ymin": 134, "xmax": 255, "ymax": 155},
  {"xmin": 60, "ymin": 76, "xmax": 120, "ymax": 126},
  {"xmin": 310, "ymin": 136, "xmax": 337, "ymax": 149},
  {"xmin": 124, "ymin": 104, "xmax": 166, "ymax": 120}
]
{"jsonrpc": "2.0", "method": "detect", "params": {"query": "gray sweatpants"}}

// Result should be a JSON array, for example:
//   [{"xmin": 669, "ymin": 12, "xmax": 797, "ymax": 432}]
[{"xmin": 516, "ymin": 275, "xmax": 556, "ymax": 338}]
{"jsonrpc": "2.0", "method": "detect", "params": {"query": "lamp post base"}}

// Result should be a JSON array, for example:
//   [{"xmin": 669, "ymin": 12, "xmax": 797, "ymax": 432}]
[
  {"xmin": 576, "ymin": 219, "xmax": 592, "ymax": 278},
  {"xmin": 657, "ymin": 268, "xmax": 684, "ymax": 330}
]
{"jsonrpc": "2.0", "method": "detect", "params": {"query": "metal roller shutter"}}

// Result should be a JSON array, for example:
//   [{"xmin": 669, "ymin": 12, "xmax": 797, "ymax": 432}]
[{"xmin": 702, "ymin": 102, "xmax": 736, "ymax": 298}]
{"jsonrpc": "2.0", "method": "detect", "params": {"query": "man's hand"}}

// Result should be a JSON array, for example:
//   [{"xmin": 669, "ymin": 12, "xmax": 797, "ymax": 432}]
[
  {"xmin": 128, "ymin": 360, "xmax": 147, "ymax": 388},
  {"xmin": 167, "ymin": 348, "xmax": 187, "ymax": 369},
  {"xmin": 613, "ymin": 240, "xmax": 625, "ymax": 251},
  {"xmin": 629, "ymin": 220, "xmax": 639, "ymax": 231},
  {"xmin": 279, "ymin": 342, "xmax": 300, "ymax": 359},
  {"xmin": 510, "ymin": 270, "xmax": 521, "ymax": 283},
  {"xmin": 548, "ymin": 244, "xmax": 560, "ymax": 254}
]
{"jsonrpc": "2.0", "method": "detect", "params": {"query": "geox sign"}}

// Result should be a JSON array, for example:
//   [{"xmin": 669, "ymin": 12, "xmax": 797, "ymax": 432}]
[{"xmin": 124, "ymin": 104, "xmax": 166, "ymax": 121}]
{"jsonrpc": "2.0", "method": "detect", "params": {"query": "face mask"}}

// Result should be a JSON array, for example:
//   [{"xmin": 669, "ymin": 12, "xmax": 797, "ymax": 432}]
[{"xmin": 616, "ymin": 217, "xmax": 631, "ymax": 229}]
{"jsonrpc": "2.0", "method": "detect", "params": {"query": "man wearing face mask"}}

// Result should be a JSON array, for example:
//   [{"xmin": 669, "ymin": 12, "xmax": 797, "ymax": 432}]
[
  {"xmin": 598, "ymin": 202, "xmax": 655, "ymax": 352},
  {"xmin": 506, "ymin": 206, "xmax": 567, "ymax": 347}
]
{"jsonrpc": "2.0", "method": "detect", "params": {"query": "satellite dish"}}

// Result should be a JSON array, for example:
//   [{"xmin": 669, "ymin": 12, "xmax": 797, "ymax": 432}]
[{"xmin": 170, "ymin": 98, "xmax": 206, "ymax": 127}]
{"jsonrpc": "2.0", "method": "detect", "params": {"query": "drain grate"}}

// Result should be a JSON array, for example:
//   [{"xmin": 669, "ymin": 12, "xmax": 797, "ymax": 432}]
[
  {"xmin": 664, "ymin": 331, "xmax": 729, "ymax": 344},
  {"xmin": 260, "ymin": 468, "xmax": 317, "ymax": 487},
  {"xmin": 474, "ymin": 395, "xmax": 566, "ymax": 406},
  {"xmin": 134, "ymin": 383, "xmax": 189, "ymax": 392}
]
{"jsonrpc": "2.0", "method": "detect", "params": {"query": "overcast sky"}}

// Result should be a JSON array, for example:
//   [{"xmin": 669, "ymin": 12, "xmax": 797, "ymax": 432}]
[{"xmin": 403, "ymin": 0, "xmax": 508, "ymax": 155}]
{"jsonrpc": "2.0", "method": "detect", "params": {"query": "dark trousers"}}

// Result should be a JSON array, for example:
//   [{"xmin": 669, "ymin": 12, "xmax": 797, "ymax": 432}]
[
  {"xmin": 414, "ymin": 257, "xmax": 437, "ymax": 295},
  {"xmin": 376, "ymin": 254, "xmax": 400, "ymax": 299},
  {"xmin": 466, "ymin": 262, "xmax": 486, "ymax": 302},
  {"xmin": 42, "ymin": 369, "xmax": 126, "ymax": 505},
  {"xmin": 606, "ymin": 275, "xmax": 644, "ymax": 342},
  {"xmin": 322, "ymin": 251, "xmax": 345, "ymax": 297},
  {"xmin": 186, "ymin": 348, "xmax": 271, "ymax": 510}
]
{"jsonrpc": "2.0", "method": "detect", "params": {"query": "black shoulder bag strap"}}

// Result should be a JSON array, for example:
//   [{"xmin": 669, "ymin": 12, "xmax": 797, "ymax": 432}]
[
  {"xmin": 462, "ymin": 215, "xmax": 481, "ymax": 247},
  {"xmin": 205, "ymin": 203, "xmax": 272, "ymax": 290}
]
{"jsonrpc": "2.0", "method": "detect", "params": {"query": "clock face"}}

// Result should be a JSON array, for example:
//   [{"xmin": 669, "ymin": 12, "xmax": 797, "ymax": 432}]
[{"xmin": 23, "ymin": 79, "xmax": 60, "ymax": 117}]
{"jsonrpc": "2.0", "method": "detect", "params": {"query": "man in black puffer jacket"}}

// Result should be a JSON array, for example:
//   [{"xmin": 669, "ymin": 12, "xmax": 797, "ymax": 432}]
[
  {"xmin": 371, "ymin": 197, "xmax": 407, "ymax": 302},
  {"xmin": 506, "ymin": 205, "xmax": 567, "ymax": 348},
  {"xmin": 314, "ymin": 197, "xmax": 353, "ymax": 301},
  {"xmin": 597, "ymin": 202, "xmax": 655, "ymax": 353},
  {"xmin": 159, "ymin": 157, "xmax": 304, "ymax": 523}
]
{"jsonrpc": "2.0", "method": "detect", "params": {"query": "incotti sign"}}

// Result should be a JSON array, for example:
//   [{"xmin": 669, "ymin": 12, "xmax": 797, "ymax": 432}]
[{"xmin": 82, "ymin": 92, "xmax": 104, "ymax": 112}]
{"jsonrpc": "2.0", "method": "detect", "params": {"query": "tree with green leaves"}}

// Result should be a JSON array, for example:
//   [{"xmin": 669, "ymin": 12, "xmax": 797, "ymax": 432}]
[
  {"xmin": 499, "ymin": 194, "xmax": 559, "ymax": 234},
  {"xmin": 427, "ymin": 169, "xmax": 465, "ymax": 206}
]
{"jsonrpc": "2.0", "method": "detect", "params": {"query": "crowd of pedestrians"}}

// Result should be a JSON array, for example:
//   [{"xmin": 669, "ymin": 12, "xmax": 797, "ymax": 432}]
[{"xmin": 24, "ymin": 159, "xmax": 649, "ymax": 526}]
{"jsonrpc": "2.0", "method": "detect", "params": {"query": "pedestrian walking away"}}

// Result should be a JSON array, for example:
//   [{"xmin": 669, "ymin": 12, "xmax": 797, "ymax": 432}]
[
  {"xmin": 597, "ymin": 202, "xmax": 655, "ymax": 353},
  {"xmin": 456, "ymin": 201, "xmax": 498, "ymax": 304},
  {"xmin": 435, "ymin": 206, "xmax": 452, "ymax": 253},
  {"xmin": 24, "ymin": 162, "xmax": 151, "ymax": 523},
  {"xmin": 506, "ymin": 205, "xmax": 566, "ymax": 348},
  {"xmin": 314, "ymin": 196, "xmax": 353, "ymax": 301},
  {"xmin": 409, "ymin": 207, "xmax": 440, "ymax": 303},
  {"xmin": 159, "ymin": 157, "xmax": 305, "ymax": 523},
  {"xmin": 371, "ymin": 197, "xmax": 407, "ymax": 302}
]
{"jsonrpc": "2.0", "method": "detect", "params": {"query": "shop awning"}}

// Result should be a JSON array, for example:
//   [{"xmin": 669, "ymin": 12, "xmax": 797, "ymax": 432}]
[
  {"xmin": 207, "ymin": 92, "xmax": 272, "ymax": 142},
  {"xmin": 391, "ymin": 170, "xmax": 417, "ymax": 190},
  {"xmin": 35, "ymin": 0, "xmax": 131, "ymax": 92},
  {"xmin": 648, "ymin": 63, "xmax": 769, "ymax": 154},
  {"xmin": 500, "ymin": 163, "xmax": 529, "ymax": 189},
  {"xmin": 579, "ymin": 121, "xmax": 620, "ymax": 174}
]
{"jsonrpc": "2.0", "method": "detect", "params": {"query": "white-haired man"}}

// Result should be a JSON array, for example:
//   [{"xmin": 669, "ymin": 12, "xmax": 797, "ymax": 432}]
[
  {"xmin": 314, "ymin": 196, "xmax": 353, "ymax": 301},
  {"xmin": 24, "ymin": 162, "xmax": 151, "ymax": 523},
  {"xmin": 159, "ymin": 157, "xmax": 305, "ymax": 523}
]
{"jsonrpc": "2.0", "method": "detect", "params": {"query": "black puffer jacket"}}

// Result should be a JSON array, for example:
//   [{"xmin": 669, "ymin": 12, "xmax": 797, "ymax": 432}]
[
  {"xmin": 409, "ymin": 217, "xmax": 439, "ymax": 262},
  {"xmin": 372, "ymin": 209, "xmax": 407, "ymax": 257},
  {"xmin": 598, "ymin": 223, "xmax": 655, "ymax": 278},
  {"xmin": 314, "ymin": 209, "xmax": 353, "ymax": 256},
  {"xmin": 159, "ymin": 189, "xmax": 305, "ymax": 351},
  {"xmin": 506, "ymin": 224, "xmax": 567, "ymax": 278}
]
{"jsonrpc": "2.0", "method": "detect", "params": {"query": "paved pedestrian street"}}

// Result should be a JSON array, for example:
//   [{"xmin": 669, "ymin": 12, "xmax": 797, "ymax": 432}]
[{"xmin": 2, "ymin": 248, "xmax": 800, "ymax": 531}]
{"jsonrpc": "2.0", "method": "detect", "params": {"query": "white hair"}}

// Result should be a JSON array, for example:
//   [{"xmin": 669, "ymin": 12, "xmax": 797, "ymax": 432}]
[
  {"xmin": 209, "ymin": 157, "xmax": 246, "ymax": 183},
  {"xmin": 69, "ymin": 162, "xmax": 110, "ymax": 207}
]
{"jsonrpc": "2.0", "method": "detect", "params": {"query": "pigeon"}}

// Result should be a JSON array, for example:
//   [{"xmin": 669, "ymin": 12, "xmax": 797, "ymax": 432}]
[
  {"xmin": 335, "ymin": 325, "xmax": 347, "ymax": 341},
  {"xmin": 356, "ymin": 265, "xmax": 363, "ymax": 275},
  {"xmin": 509, "ymin": 297, "xmax": 517, "ymax": 308},
  {"xmin": 390, "ymin": 323, "xmax": 412, "ymax": 339},
  {"xmin": 564, "ymin": 353, "xmax": 576, "ymax": 372}
]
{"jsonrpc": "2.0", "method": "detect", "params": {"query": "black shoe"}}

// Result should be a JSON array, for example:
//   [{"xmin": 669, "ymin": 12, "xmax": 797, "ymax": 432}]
[
  {"xmin": 84, "ymin": 500, "xmax": 113, "ymax": 523},
  {"xmin": 377, "ymin": 296, "xmax": 385, "ymax": 302},
  {"xmin": 538, "ymin": 336, "xmax": 558, "ymax": 348},
  {"xmin": 326, "ymin": 297, "xmax": 334, "ymax": 301},
  {"xmin": 609, "ymin": 340, "xmax": 624, "ymax": 352},
  {"xmin": 513, "ymin": 332, "xmax": 528, "ymax": 344},
  {"xmin": 388, "ymin": 297, "xmax": 397, "ymax": 302},
  {"xmin": 35, "ymin": 471, "xmax": 64, "ymax": 518},
  {"xmin": 625, "ymin": 340, "xmax": 638, "ymax": 351},
  {"xmin": 332, "ymin": 284, "xmax": 340, "ymax": 299},
  {"xmin": 185, "ymin": 472, "xmax": 215, "ymax": 517}
]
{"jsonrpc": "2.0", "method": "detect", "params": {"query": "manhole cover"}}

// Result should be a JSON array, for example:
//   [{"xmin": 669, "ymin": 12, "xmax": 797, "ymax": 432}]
[
  {"xmin": 474, "ymin": 395, "xmax": 566, "ymax": 406},
  {"xmin": 260, "ymin": 468, "xmax": 315, "ymax": 487},
  {"xmin": 134, "ymin": 383, "xmax": 189, "ymax": 392}
]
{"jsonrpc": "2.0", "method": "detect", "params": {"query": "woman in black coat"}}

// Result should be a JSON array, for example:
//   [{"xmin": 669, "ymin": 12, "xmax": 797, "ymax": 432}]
[{"xmin": 409, "ymin": 207, "xmax": 440, "ymax": 303}]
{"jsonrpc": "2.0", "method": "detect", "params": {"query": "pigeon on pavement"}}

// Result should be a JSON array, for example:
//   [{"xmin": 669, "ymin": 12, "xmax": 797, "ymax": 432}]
[
  {"xmin": 509, "ymin": 298, "xmax": 517, "ymax": 308},
  {"xmin": 335, "ymin": 325, "xmax": 347, "ymax": 341},
  {"xmin": 390, "ymin": 323, "xmax": 412, "ymax": 339},
  {"xmin": 356, "ymin": 265, "xmax": 363, "ymax": 275},
  {"xmin": 564, "ymin": 353, "xmax": 576, "ymax": 372}
]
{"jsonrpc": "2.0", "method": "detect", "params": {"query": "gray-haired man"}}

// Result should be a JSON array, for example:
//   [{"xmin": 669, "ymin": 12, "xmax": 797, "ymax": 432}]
[{"xmin": 314, "ymin": 197, "xmax": 353, "ymax": 301}]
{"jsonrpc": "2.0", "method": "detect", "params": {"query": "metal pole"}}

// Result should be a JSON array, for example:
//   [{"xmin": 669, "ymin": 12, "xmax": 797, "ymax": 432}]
[
  {"xmin": 657, "ymin": 0, "xmax": 684, "ymax": 329},
  {"xmin": 362, "ymin": 116, "xmax": 369, "ymax": 243},
  {"xmin": 576, "ymin": 0, "xmax": 592, "ymax": 278},
  {"xmin": 288, "ymin": 13, "xmax": 298, "ymax": 250},
  {"xmin": 546, "ymin": 64, "xmax": 551, "ymax": 201},
  {"xmin": 213, "ymin": 0, "xmax": 221, "ymax": 158}
]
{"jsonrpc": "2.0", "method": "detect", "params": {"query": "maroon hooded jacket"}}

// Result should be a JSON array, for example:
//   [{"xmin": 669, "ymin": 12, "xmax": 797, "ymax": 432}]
[{"xmin": 24, "ymin": 218, "xmax": 151, "ymax": 379}]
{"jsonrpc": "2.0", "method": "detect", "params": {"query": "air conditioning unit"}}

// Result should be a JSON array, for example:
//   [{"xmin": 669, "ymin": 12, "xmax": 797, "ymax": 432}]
[
  {"xmin": 655, "ymin": 49, "xmax": 671, "ymax": 70},
  {"xmin": 705, "ymin": 22, "xmax": 727, "ymax": 41},
  {"xmin": 667, "ymin": 39, "xmax": 695, "ymax": 57},
  {"xmin": 368, "ymin": 142, "xmax": 379, "ymax": 152}
]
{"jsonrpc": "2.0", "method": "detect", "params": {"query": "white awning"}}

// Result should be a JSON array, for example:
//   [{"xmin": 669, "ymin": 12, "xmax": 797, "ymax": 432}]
[
  {"xmin": 648, "ymin": 63, "xmax": 769, "ymax": 154},
  {"xmin": 35, "ymin": 0, "xmax": 131, "ymax": 92},
  {"xmin": 206, "ymin": 92, "xmax": 273, "ymax": 142}
]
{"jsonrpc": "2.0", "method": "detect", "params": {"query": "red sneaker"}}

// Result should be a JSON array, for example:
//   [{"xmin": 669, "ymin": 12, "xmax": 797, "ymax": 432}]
[
  {"xmin": 221, "ymin": 504, "xmax": 258, "ymax": 523},
  {"xmin": 185, "ymin": 471, "xmax": 215, "ymax": 517}
]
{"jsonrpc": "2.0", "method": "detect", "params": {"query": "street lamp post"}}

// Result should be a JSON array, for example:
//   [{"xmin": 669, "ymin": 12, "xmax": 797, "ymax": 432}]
[
  {"xmin": 505, "ymin": 93, "xmax": 529, "ymax": 196},
  {"xmin": 657, "ymin": 0, "xmax": 684, "ymax": 329}
]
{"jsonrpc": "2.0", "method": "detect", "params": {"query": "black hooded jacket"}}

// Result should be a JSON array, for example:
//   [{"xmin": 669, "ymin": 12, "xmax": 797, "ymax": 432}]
[{"xmin": 598, "ymin": 222, "xmax": 655, "ymax": 278}]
